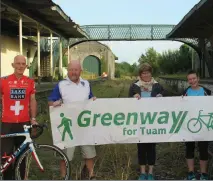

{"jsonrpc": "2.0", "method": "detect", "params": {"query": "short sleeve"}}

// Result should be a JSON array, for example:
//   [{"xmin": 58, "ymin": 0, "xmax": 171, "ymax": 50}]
[
  {"xmin": 88, "ymin": 84, "xmax": 94, "ymax": 99},
  {"xmin": 48, "ymin": 83, "xmax": 62, "ymax": 102},
  {"xmin": 0, "ymin": 78, "xmax": 3, "ymax": 94},
  {"xmin": 29, "ymin": 79, "xmax": 36, "ymax": 95}
]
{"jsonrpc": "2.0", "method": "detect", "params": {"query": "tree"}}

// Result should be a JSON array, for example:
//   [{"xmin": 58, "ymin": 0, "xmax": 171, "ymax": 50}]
[
  {"xmin": 115, "ymin": 61, "xmax": 138, "ymax": 78},
  {"xmin": 138, "ymin": 47, "xmax": 160, "ymax": 75},
  {"xmin": 158, "ymin": 44, "xmax": 192, "ymax": 74},
  {"xmin": 115, "ymin": 44, "xmax": 194, "ymax": 78},
  {"xmin": 130, "ymin": 63, "xmax": 139, "ymax": 76}
]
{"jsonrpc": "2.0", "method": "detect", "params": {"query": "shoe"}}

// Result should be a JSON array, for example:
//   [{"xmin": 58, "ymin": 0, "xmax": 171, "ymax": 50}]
[
  {"xmin": 200, "ymin": 173, "xmax": 208, "ymax": 180},
  {"xmin": 138, "ymin": 173, "xmax": 147, "ymax": 180},
  {"xmin": 89, "ymin": 176, "xmax": 96, "ymax": 180},
  {"xmin": 147, "ymin": 174, "xmax": 154, "ymax": 180},
  {"xmin": 187, "ymin": 172, "xmax": 196, "ymax": 180}
]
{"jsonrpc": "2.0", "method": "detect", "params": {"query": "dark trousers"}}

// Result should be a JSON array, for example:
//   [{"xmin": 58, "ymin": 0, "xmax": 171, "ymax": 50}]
[
  {"xmin": 137, "ymin": 143, "xmax": 156, "ymax": 165},
  {"xmin": 185, "ymin": 141, "xmax": 209, "ymax": 161},
  {"xmin": 1, "ymin": 122, "xmax": 30, "ymax": 180}
]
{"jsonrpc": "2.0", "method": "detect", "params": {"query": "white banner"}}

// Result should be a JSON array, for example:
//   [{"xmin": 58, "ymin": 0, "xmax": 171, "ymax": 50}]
[{"xmin": 49, "ymin": 96, "xmax": 213, "ymax": 149}]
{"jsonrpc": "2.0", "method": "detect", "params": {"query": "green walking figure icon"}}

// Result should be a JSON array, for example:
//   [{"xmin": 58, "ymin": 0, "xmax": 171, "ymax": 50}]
[{"xmin": 57, "ymin": 113, "xmax": 73, "ymax": 141}]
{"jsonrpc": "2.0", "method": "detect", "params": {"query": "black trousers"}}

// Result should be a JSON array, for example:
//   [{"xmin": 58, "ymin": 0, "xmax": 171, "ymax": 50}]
[
  {"xmin": 185, "ymin": 141, "xmax": 209, "ymax": 161},
  {"xmin": 137, "ymin": 143, "xmax": 156, "ymax": 165},
  {"xmin": 1, "ymin": 122, "xmax": 30, "ymax": 180}
]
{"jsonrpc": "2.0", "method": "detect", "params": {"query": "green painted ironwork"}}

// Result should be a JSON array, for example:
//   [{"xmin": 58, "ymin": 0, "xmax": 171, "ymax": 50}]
[
  {"xmin": 81, "ymin": 24, "xmax": 175, "ymax": 40},
  {"xmin": 39, "ymin": 24, "xmax": 201, "ymax": 74},
  {"xmin": 68, "ymin": 24, "xmax": 200, "ymax": 52},
  {"xmin": 83, "ymin": 56, "xmax": 101, "ymax": 76}
]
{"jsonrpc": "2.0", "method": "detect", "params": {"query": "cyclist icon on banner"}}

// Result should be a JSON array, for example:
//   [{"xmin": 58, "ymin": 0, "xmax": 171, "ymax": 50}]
[
  {"xmin": 57, "ymin": 113, "xmax": 73, "ymax": 141},
  {"xmin": 187, "ymin": 110, "xmax": 213, "ymax": 133}
]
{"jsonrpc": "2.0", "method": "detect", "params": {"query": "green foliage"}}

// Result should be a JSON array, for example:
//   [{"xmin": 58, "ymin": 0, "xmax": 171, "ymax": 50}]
[
  {"xmin": 62, "ymin": 55, "xmax": 68, "ymax": 67},
  {"xmin": 115, "ymin": 62, "xmax": 138, "ymax": 78},
  {"xmin": 138, "ymin": 47, "xmax": 160, "ymax": 75},
  {"xmin": 112, "ymin": 44, "xmax": 194, "ymax": 79},
  {"xmin": 138, "ymin": 44, "xmax": 194, "ymax": 75},
  {"xmin": 158, "ymin": 44, "xmax": 192, "ymax": 74}
]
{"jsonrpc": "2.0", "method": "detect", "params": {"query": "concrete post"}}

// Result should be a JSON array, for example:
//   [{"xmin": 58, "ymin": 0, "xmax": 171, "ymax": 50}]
[
  {"xmin": 67, "ymin": 41, "xmax": 70, "ymax": 62},
  {"xmin": 59, "ymin": 37, "xmax": 63, "ymax": 80},
  {"xmin": 37, "ymin": 26, "xmax": 41, "ymax": 84},
  {"xmin": 50, "ymin": 32, "xmax": 53, "ymax": 82},
  {"xmin": 19, "ymin": 15, "xmax": 23, "ymax": 55},
  {"xmin": 191, "ymin": 48, "xmax": 195, "ymax": 70},
  {"xmin": 198, "ymin": 39, "xmax": 205, "ymax": 78}
]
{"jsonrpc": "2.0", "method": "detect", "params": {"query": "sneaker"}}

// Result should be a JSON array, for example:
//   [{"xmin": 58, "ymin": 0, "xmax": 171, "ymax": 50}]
[
  {"xmin": 200, "ymin": 173, "xmax": 208, "ymax": 180},
  {"xmin": 187, "ymin": 172, "xmax": 196, "ymax": 180},
  {"xmin": 89, "ymin": 176, "xmax": 96, "ymax": 180},
  {"xmin": 138, "ymin": 173, "xmax": 147, "ymax": 180},
  {"xmin": 147, "ymin": 174, "xmax": 154, "ymax": 180}
]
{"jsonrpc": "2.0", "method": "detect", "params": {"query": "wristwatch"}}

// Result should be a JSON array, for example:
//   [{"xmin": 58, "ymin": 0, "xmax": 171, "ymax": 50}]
[{"xmin": 31, "ymin": 117, "xmax": 36, "ymax": 121}]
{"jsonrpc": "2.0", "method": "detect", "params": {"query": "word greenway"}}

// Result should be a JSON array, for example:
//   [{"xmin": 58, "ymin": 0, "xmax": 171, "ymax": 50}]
[{"xmin": 77, "ymin": 110, "xmax": 188, "ymax": 134}]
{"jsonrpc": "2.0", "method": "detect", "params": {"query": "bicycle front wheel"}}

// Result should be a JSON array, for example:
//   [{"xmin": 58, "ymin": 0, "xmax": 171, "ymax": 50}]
[
  {"xmin": 187, "ymin": 118, "xmax": 202, "ymax": 133},
  {"xmin": 15, "ymin": 144, "xmax": 71, "ymax": 180}
]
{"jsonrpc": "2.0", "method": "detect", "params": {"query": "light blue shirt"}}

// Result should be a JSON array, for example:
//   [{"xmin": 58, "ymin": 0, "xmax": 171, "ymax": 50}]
[
  {"xmin": 141, "ymin": 91, "xmax": 151, "ymax": 98},
  {"xmin": 186, "ymin": 87, "xmax": 205, "ymax": 96}
]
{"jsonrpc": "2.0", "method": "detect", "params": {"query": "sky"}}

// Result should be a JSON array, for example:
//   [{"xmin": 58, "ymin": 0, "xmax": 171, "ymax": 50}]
[{"xmin": 53, "ymin": 0, "xmax": 200, "ymax": 64}]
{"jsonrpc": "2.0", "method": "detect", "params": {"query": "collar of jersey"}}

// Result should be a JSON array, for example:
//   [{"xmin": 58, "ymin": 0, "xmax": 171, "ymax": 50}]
[
  {"xmin": 11, "ymin": 73, "xmax": 25, "ymax": 80},
  {"xmin": 65, "ymin": 76, "xmax": 85, "ymax": 86}
]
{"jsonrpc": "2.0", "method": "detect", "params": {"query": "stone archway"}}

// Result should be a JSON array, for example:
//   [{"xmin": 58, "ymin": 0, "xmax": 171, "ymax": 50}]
[{"xmin": 68, "ymin": 41, "xmax": 116, "ymax": 79}]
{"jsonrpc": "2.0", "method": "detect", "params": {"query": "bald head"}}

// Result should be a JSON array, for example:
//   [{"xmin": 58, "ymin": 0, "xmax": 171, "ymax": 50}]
[
  {"xmin": 68, "ymin": 60, "xmax": 82, "ymax": 71},
  {"xmin": 14, "ymin": 55, "xmax": 26, "ymax": 63},
  {"xmin": 12, "ymin": 55, "xmax": 27, "ymax": 76},
  {"xmin": 67, "ymin": 60, "xmax": 82, "ymax": 83}
]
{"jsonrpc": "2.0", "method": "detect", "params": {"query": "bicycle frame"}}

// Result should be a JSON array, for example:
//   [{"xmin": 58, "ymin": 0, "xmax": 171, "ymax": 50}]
[
  {"xmin": 198, "ymin": 110, "xmax": 213, "ymax": 128},
  {"xmin": 0, "ymin": 125, "xmax": 44, "ymax": 174}
]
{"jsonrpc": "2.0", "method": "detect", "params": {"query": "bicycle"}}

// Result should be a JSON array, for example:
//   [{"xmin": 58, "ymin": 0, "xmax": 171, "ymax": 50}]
[
  {"xmin": 187, "ymin": 110, "xmax": 213, "ymax": 133},
  {"xmin": 1, "ymin": 123, "xmax": 71, "ymax": 180}
]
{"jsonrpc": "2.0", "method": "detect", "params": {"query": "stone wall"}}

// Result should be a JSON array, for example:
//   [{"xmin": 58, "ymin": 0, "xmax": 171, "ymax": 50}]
[{"xmin": 158, "ymin": 77, "xmax": 213, "ymax": 95}]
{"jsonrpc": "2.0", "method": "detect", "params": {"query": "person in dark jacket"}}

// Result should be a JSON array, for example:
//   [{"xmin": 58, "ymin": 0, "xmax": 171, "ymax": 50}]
[
  {"xmin": 128, "ymin": 63, "xmax": 165, "ymax": 180},
  {"xmin": 182, "ymin": 70, "xmax": 211, "ymax": 180}
]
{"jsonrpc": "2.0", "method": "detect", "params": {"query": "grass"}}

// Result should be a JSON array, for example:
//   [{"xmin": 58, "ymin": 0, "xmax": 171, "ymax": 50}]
[{"xmin": 33, "ymin": 79, "xmax": 212, "ymax": 180}]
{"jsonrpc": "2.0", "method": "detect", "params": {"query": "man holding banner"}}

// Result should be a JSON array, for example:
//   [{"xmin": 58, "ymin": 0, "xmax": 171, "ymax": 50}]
[{"xmin": 48, "ymin": 60, "xmax": 97, "ymax": 180}]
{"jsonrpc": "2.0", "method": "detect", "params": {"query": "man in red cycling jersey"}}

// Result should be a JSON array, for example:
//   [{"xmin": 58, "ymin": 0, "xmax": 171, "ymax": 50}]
[{"xmin": 0, "ymin": 55, "xmax": 38, "ymax": 180}]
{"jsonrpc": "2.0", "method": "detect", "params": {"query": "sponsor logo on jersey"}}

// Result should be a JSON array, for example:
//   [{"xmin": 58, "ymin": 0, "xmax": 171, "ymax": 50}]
[{"xmin": 10, "ymin": 88, "xmax": 26, "ymax": 99}]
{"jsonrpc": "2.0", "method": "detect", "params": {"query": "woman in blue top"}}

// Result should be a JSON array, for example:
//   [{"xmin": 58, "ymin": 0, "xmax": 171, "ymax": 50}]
[
  {"xmin": 129, "ymin": 63, "xmax": 165, "ymax": 180},
  {"xmin": 183, "ymin": 70, "xmax": 211, "ymax": 180}
]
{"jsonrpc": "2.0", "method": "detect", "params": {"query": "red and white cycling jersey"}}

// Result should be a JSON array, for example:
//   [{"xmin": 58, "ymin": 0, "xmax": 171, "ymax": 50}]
[{"xmin": 0, "ymin": 74, "xmax": 36, "ymax": 123}]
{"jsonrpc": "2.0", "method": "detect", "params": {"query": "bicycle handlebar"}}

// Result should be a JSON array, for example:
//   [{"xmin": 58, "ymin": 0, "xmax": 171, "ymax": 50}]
[{"xmin": 25, "ymin": 123, "xmax": 48, "ymax": 139}]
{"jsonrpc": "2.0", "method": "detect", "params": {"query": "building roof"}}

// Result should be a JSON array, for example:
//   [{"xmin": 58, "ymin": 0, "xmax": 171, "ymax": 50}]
[
  {"xmin": 167, "ymin": 0, "xmax": 213, "ymax": 39},
  {"xmin": 1, "ymin": 0, "xmax": 88, "ymax": 39}
]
